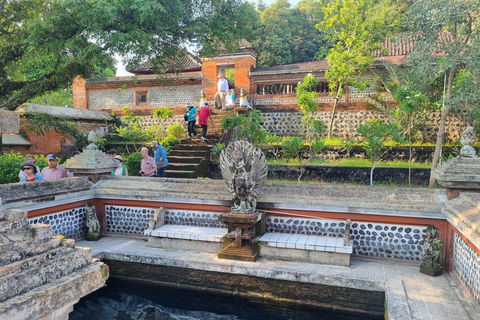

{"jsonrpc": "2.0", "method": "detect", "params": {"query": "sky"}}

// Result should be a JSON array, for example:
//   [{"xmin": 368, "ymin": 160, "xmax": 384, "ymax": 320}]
[{"xmin": 116, "ymin": 0, "xmax": 301, "ymax": 76}]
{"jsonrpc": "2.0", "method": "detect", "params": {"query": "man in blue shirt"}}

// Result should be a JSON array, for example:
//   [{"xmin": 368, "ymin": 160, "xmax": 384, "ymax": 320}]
[
  {"xmin": 186, "ymin": 103, "xmax": 198, "ymax": 139},
  {"xmin": 152, "ymin": 140, "xmax": 168, "ymax": 177}
]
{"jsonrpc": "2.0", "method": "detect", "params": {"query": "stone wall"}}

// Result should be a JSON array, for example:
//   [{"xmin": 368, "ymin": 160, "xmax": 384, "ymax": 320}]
[
  {"xmin": 454, "ymin": 234, "xmax": 480, "ymax": 304},
  {"xmin": 260, "ymin": 109, "xmax": 470, "ymax": 142}
]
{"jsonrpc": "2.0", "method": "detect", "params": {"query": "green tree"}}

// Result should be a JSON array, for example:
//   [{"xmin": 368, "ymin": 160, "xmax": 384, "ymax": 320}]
[
  {"xmin": 357, "ymin": 121, "xmax": 406, "ymax": 186},
  {"xmin": 404, "ymin": 0, "xmax": 480, "ymax": 187},
  {"xmin": 1, "ymin": 0, "xmax": 257, "ymax": 110},
  {"xmin": 252, "ymin": 0, "xmax": 323, "ymax": 67},
  {"xmin": 317, "ymin": 0, "xmax": 397, "ymax": 139},
  {"xmin": 296, "ymin": 74, "xmax": 325, "ymax": 142},
  {"xmin": 281, "ymin": 137, "xmax": 326, "ymax": 182},
  {"xmin": 393, "ymin": 87, "xmax": 433, "ymax": 186},
  {"xmin": 222, "ymin": 109, "xmax": 268, "ymax": 145}
]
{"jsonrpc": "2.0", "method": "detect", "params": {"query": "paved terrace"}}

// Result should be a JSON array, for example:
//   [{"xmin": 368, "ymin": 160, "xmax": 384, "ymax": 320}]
[{"xmin": 78, "ymin": 236, "xmax": 479, "ymax": 320}]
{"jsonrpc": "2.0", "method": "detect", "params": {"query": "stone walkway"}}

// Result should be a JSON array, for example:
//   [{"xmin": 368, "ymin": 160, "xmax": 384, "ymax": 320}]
[{"xmin": 77, "ymin": 236, "xmax": 479, "ymax": 320}]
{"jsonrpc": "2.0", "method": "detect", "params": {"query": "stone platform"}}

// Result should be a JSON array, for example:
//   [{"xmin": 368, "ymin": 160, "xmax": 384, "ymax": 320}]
[{"xmin": 78, "ymin": 236, "xmax": 480, "ymax": 320}]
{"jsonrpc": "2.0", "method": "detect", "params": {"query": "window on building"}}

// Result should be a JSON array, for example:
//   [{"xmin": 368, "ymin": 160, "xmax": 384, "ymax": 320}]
[{"xmin": 135, "ymin": 90, "xmax": 148, "ymax": 105}]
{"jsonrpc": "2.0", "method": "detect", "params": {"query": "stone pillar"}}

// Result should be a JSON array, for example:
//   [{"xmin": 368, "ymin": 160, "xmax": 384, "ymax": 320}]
[
  {"xmin": 0, "ymin": 110, "xmax": 20, "ymax": 154},
  {"xmin": 72, "ymin": 76, "xmax": 88, "ymax": 109}
]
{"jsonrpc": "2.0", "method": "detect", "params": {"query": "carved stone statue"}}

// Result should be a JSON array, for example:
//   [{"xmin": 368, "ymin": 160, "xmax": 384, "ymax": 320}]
[
  {"xmin": 85, "ymin": 203, "xmax": 101, "ymax": 241},
  {"xmin": 86, "ymin": 131, "xmax": 99, "ymax": 151},
  {"xmin": 148, "ymin": 207, "xmax": 166, "ymax": 230},
  {"xmin": 220, "ymin": 141, "xmax": 268, "ymax": 214},
  {"xmin": 420, "ymin": 225, "xmax": 443, "ymax": 276},
  {"xmin": 460, "ymin": 127, "xmax": 477, "ymax": 157}
]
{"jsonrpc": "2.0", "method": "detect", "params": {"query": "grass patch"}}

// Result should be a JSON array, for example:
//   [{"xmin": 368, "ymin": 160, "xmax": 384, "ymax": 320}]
[{"xmin": 268, "ymin": 158, "xmax": 431, "ymax": 168}]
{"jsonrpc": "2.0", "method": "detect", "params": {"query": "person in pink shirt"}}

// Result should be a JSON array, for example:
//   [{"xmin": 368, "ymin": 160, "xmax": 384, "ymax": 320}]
[
  {"xmin": 41, "ymin": 154, "xmax": 68, "ymax": 180},
  {"xmin": 198, "ymin": 102, "xmax": 213, "ymax": 143},
  {"xmin": 139, "ymin": 147, "xmax": 157, "ymax": 177}
]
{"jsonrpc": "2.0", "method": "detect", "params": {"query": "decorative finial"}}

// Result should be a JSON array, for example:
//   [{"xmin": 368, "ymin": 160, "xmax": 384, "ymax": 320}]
[
  {"xmin": 86, "ymin": 131, "xmax": 99, "ymax": 150},
  {"xmin": 460, "ymin": 127, "xmax": 476, "ymax": 157}
]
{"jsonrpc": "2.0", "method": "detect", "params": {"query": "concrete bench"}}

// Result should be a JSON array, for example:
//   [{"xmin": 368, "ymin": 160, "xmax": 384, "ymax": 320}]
[
  {"xmin": 259, "ymin": 233, "xmax": 353, "ymax": 266},
  {"xmin": 147, "ymin": 224, "xmax": 228, "ymax": 254}
]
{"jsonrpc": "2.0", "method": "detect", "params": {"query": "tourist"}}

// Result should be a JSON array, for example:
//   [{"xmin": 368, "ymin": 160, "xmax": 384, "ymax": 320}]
[
  {"xmin": 106, "ymin": 149, "xmax": 117, "ymax": 158},
  {"xmin": 214, "ymin": 73, "xmax": 229, "ymax": 110},
  {"xmin": 112, "ymin": 155, "xmax": 129, "ymax": 176},
  {"xmin": 198, "ymin": 102, "xmax": 213, "ymax": 143},
  {"xmin": 139, "ymin": 147, "xmax": 157, "ymax": 177},
  {"xmin": 186, "ymin": 103, "xmax": 197, "ymax": 139},
  {"xmin": 19, "ymin": 161, "xmax": 44, "ymax": 182},
  {"xmin": 152, "ymin": 140, "xmax": 168, "ymax": 177},
  {"xmin": 18, "ymin": 155, "xmax": 40, "ymax": 181},
  {"xmin": 41, "ymin": 154, "xmax": 68, "ymax": 180}
]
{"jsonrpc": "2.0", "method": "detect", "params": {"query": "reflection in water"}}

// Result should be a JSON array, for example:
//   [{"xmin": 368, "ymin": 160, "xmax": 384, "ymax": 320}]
[{"xmin": 70, "ymin": 280, "xmax": 381, "ymax": 320}]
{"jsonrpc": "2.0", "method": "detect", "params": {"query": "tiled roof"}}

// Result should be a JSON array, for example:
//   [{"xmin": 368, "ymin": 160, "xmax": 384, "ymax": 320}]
[
  {"xmin": 373, "ymin": 31, "xmax": 453, "ymax": 57},
  {"xmin": 128, "ymin": 49, "xmax": 201, "ymax": 74}
]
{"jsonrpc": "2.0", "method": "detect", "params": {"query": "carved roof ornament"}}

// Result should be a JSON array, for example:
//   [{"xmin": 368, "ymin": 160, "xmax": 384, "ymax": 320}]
[
  {"xmin": 220, "ymin": 140, "xmax": 268, "ymax": 214},
  {"xmin": 460, "ymin": 127, "xmax": 477, "ymax": 158},
  {"xmin": 86, "ymin": 131, "xmax": 99, "ymax": 150}
]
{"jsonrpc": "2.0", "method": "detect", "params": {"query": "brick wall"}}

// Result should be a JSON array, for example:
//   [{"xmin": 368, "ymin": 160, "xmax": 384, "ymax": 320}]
[
  {"xmin": 72, "ymin": 77, "xmax": 87, "ymax": 109},
  {"xmin": 201, "ymin": 54, "xmax": 256, "ymax": 101}
]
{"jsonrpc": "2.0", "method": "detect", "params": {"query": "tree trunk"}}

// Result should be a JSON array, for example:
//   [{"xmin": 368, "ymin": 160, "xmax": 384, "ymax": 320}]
[
  {"xmin": 327, "ymin": 89, "xmax": 341, "ymax": 140},
  {"xmin": 429, "ymin": 67, "xmax": 455, "ymax": 188},
  {"xmin": 370, "ymin": 159, "xmax": 377, "ymax": 186}
]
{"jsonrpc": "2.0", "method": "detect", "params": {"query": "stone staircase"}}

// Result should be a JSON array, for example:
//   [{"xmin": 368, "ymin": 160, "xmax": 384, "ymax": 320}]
[
  {"xmin": 0, "ymin": 204, "xmax": 108, "ymax": 320},
  {"xmin": 166, "ymin": 106, "xmax": 242, "ymax": 179}
]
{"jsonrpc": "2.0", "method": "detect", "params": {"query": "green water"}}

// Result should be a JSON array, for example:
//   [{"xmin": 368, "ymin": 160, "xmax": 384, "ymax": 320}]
[{"xmin": 70, "ymin": 279, "xmax": 382, "ymax": 320}]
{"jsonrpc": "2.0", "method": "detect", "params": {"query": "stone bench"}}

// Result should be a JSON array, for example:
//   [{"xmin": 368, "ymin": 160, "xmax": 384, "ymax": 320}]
[{"xmin": 259, "ymin": 233, "xmax": 353, "ymax": 266}]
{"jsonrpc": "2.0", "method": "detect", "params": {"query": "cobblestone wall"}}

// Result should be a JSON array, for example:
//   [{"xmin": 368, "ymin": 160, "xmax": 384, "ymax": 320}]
[
  {"xmin": 150, "ymin": 85, "xmax": 202, "ymax": 108},
  {"xmin": 89, "ymin": 89, "xmax": 135, "ymax": 110},
  {"xmin": 454, "ymin": 233, "xmax": 480, "ymax": 304},
  {"xmin": 87, "ymin": 85, "xmax": 201, "ymax": 110},
  {"xmin": 28, "ymin": 207, "xmax": 86, "ymax": 238},
  {"xmin": 260, "ymin": 110, "xmax": 469, "ymax": 142}
]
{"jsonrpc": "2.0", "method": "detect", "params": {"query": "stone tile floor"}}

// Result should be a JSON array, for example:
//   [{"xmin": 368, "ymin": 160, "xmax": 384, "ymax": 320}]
[{"xmin": 77, "ymin": 236, "xmax": 479, "ymax": 320}]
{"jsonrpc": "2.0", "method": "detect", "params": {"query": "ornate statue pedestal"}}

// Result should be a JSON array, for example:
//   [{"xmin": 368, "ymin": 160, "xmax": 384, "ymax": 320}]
[{"xmin": 218, "ymin": 211, "xmax": 265, "ymax": 262}]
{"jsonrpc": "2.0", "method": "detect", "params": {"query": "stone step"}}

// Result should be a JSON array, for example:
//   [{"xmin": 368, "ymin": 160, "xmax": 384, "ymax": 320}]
[
  {"xmin": 167, "ymin": 163, "xmax": 200, "ymax": 171},
  {"xmin": 0, "ymin": 246, "xmax": 91, "ymax": 303},
  {"xmin": 0, "ymin": 209, "xmax": 29, "ymax": 233},
  {"xmin": 175, "ymin": 144, "xmax": 211, "ymax": 151},
  {"xmin": 0, "ymin": 243, "xmax": 69, "ymax": 277},
  {"xmin": 165, "ymin": 170, "xmax": 197, "ymax": 179},
  {"xmin": 0, "ymin": 262, "xmax": 107, "ymax": 320},
  {"xmin": 0, "ymin": 225, "xmax": 52, "ymax": 256},
  {"xmin": 0, "ymin": 237, "xmax": 61, "ymax": 267},
  {"xmin": 167, "ymin": 156, "xmax": 205, "ymax": 164},
  {"xmin": 169, "ymin": 150, "xmax": 210, "ymax": 157}
]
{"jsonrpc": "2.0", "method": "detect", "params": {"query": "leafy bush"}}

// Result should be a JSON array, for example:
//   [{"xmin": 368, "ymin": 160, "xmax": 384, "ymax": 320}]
[
  {"xmin": 125, "ymin": 152, "xmax": 143, "ymax": 176},
  {"xmin": 281, "ymin": 137, "xmax": 305, "ymax": 162},
  {"xmin": 153, "ymin": 108, "xmax": 174, "ymax": 121},
  {"xmin": 0, "ymin": 151, "xmax": 26, "ymax": 184},
  {"xmin": 222, "ymin": 110, "xmax": 267, "ymax": 145},
  {"xmin": 211, "ymin": 143, "xmax": 225, "ymax": 155},
  {"xmin": 161, "ymin": 136, "xmax": 180, "ymax": 153},
  {"xmin": 166, "ymin": 124, "xmax": 185, "ymax": 140}
]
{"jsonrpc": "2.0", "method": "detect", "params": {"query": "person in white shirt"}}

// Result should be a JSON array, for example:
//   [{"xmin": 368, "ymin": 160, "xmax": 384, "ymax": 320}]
[{"xmin": 215, "ymin": 73, "xmax": 229, "ymax": 110}]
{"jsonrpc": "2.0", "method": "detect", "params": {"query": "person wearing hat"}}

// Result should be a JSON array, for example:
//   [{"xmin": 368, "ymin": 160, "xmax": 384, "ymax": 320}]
[
  {"xmin": 185, "ymin": 102, "xmax": 198, "ymax": 139},
  {"xmin": 215, "ymin": 72, "xmax": 229, "ymax": 110},
  {"xmin": 198, "ymin": 102, "xmax": 213, "ymax": 143},
  {"xmin": 41, "ymin": 153, "xmax": 68, "ymax": 180},
  {"xmin": 18, "ymin": 154, "xmax": 40, "ymax": 181},
  {"xmin": 19, "ymin": 161, "xmax": 44, "ymax": 182},
  {"xmin": 112, "ymin": 155, "xmax": 129, "ymax": 176}
]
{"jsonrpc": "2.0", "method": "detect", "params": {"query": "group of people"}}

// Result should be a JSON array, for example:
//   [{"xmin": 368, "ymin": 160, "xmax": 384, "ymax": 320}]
[
  {"xmin": 185, "ymin": 101, "xmax": 214, "ymax": 142},
  {"xmin": 19, "ymin": 153, "xmax": 68, "ymax": 182}
]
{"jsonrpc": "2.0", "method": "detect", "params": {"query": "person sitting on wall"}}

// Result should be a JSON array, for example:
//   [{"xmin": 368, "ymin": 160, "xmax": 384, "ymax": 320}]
[
  {"xmin": 139, "ymin": 147, "xmax": 157, "ymax": 177},
  {"xmin": 41, "ymin": 154, "xmax": 68, "ymax": 180},
  {"xmin": 152, "ymin": 140, "xmax": 168, "ymax": 177},
  {"xmin": 214, "ymin": 73, "xmax": 229, "ymax": 110},
  {"xmin": 18, "ymin": 154, "xmax": 40, "ymax": 181},
  {"xmin": 112, "ymin": 155, "xmax": 129, "ymax": 176},
  {"xmin": 19, "ymin": 161, "xmax": 44, "ymax": 182}
]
